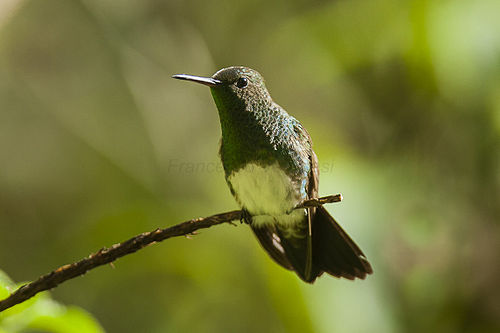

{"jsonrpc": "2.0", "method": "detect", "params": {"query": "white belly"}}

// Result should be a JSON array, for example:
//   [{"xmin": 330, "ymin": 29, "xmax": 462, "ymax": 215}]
[{"xmin": 227, "ymin": 163, "xmax": 306, "ymax": 227}]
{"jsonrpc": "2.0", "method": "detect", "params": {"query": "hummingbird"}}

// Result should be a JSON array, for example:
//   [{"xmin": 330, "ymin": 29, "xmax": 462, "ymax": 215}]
[{"xmin": 172, "ymin": 66, "xmax": 372, "ymax": 282}]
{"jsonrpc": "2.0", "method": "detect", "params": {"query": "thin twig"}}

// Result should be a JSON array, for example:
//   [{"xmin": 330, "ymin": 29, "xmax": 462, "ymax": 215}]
[{"xmin": 0, "ymin": 194, "xmax": 342, "ymax": 312}]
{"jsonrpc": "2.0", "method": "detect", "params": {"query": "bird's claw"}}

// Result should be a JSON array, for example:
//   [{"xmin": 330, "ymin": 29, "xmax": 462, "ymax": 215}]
[{"xmin": 240, "ymin": 210, "xmax": 252, "ymax": 225}]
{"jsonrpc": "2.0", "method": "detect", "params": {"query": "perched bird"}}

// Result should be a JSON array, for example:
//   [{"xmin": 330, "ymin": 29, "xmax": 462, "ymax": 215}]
[{"xmin": 172, "ymin": 66, "xmax": 372, "ymax": 282}]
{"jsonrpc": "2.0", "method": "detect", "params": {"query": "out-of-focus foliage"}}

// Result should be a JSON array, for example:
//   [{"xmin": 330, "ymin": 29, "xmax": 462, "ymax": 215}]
[
  {"xmin": 0, "ymin": 0, "xmax": 498, "ymax": 332},
  {"xmin": 0, "ymin": 270, "xmax": 104, "ymax": 333}
]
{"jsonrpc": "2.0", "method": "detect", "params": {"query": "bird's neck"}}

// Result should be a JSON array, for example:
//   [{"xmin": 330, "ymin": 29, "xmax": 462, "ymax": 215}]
[{"xmin": 210, "ymin": 90, "xmax": 286, "ymax": 175}]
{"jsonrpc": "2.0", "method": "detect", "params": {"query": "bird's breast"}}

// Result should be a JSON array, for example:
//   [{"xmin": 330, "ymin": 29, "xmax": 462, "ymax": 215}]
[{"xmin": 227, "ymin": 163, "xmax": 307, "ymax": 227}]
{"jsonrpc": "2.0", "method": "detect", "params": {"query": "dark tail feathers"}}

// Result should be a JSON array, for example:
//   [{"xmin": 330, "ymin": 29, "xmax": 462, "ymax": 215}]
[
  {"xmin": 311, "ymin": 206, "xmax": 373, "ymax": 280},
  {"xmin": 251, "ymin": 207, "xmax": 372, "ymax": 283}
]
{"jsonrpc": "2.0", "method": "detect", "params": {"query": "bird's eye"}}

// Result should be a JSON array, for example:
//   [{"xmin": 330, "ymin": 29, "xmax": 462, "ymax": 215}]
[{"xmin": 236, "ymin": 77, "xmax": 248, "ymax": 88}]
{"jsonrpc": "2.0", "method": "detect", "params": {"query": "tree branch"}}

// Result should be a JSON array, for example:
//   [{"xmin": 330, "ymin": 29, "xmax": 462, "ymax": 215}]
[{"xmin": 0, "ymin": 194, "xmax": 342, "ymax": 312}]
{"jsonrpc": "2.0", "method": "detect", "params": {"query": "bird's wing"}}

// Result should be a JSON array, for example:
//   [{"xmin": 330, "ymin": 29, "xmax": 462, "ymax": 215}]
[
  {"xmin": 287, "ymin": 121, "xmax": 323, "ymax": 281},
  {"xmin": 300, "ymin": 126, "xmax": 373, "ymax": 279}
]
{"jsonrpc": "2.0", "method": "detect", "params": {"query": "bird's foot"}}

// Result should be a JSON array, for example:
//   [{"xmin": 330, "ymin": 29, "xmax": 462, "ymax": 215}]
[{"xmin": 240, "ymin": 209, "xmax": 252, "ymax": 225}]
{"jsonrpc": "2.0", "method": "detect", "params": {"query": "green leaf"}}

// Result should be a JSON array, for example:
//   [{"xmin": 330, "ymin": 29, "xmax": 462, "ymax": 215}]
[{"xmin": 0, "ymin": 270, "xmax": 104, "ymax": 333}]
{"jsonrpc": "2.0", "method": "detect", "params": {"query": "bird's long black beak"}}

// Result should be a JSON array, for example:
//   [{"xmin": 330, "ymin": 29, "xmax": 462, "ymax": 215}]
[{"xmin": 172, "ymin": 74, "xmax": 222, "ymax": 87}]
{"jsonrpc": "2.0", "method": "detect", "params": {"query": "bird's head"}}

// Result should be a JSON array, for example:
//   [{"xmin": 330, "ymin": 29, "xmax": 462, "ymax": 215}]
[{"xmin": 173, "ymin": 66, "xmax": 272, "ymax": 112}]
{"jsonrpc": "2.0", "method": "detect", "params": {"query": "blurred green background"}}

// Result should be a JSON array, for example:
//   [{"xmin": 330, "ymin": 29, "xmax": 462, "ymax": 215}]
[{"xmin": 0, "ymin": 0, "xmax": 499, "ymax": 332}]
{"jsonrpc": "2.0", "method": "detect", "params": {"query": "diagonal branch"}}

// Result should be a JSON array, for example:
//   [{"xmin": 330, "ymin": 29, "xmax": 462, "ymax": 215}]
[{"xmin": 0, "ymin": 194, "xmax": 342, "ymax": 312}]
